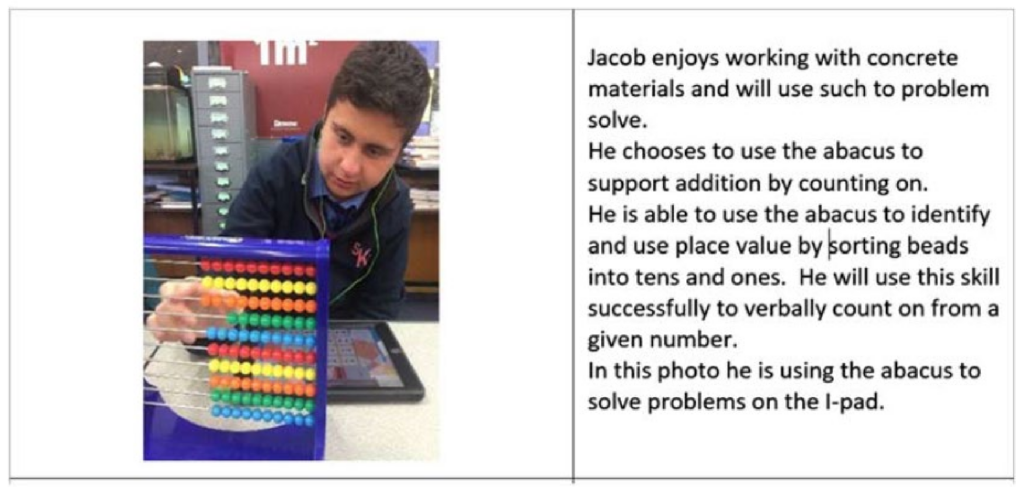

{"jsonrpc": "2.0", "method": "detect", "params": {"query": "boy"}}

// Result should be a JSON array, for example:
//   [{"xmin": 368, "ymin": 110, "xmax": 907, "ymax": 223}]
[{"xmin": 147, "ymin": 41, "xmax": 432, "ymax": 343}]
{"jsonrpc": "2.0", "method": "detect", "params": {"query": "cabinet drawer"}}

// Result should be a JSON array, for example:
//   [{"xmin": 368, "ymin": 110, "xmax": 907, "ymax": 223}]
[
  {"xmin": 195, "ymin": 105, "xmax": 246, "ymax": 128},
  {"xmin": 196, "ymin": 91, "xmax": 244, "ymax": 110},
  {"xmin": 193, "ymin": 73, "xmax": 243, "ymax": 93}
]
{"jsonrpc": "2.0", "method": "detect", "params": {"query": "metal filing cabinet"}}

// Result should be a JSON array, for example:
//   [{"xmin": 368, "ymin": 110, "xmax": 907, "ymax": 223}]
[{"xmin": 191, "ymin": 69, "xmax": 257, "ymax": 235}]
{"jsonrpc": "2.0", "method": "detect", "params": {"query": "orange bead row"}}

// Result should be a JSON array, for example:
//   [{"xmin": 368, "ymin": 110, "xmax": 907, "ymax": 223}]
[
  {"xmin": 208, "ymin": 375, "xmax": 316, "ymax": 398},
  {"xmin": 200, "ymin": 294, "xmax": 317, "ymax": 314}
]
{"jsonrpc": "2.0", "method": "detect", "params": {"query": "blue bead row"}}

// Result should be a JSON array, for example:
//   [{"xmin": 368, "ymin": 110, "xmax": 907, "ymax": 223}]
[
  {"xmin": 206, "ymin": 327, "xmax": 316, "ymax": 349},
  {"xmin": 210, "ymin": 405, "xmax": 315, "ymax": 427}
]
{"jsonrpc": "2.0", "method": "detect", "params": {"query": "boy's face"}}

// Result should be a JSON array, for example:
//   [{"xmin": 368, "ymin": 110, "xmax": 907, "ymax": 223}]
[{"xmin": 318, "ymin": 99, "xmax": 405, "ymax": 200}]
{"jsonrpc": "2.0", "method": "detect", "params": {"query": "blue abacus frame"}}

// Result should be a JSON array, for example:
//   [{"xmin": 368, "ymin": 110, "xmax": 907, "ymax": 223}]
[{"xmin": 144, "ymin": 234, "xmax": 330, "ymax": 460}]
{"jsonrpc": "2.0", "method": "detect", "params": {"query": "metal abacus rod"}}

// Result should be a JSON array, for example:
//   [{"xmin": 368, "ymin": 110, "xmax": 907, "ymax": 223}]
[
  {"xmin": 144, "ymin": 373, "xmax": 209, "ymax": 383},
  {"xmin": 145, "ymin": 401, "xmax": 209, "ymax": 411}
]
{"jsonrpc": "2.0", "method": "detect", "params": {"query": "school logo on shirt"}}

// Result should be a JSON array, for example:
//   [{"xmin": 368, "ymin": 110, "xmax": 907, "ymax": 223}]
[{"xmin": 351, "ymin": 242, "xmax": 372, "ymax": 269}]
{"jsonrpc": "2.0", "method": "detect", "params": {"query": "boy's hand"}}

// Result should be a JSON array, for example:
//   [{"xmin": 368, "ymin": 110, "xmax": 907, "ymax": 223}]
[{"xmin": 145, "ymin": 279, "xmax": 240, "ymax": 344}]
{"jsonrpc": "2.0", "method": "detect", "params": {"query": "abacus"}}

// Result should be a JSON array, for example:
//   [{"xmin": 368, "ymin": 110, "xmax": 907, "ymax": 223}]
[{"xmin": 143, "ymin": 234, "xmax": 329, "ymax": 460}]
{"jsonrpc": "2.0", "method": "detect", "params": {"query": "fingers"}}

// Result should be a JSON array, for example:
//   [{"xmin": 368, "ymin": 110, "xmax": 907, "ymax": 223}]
[{"xmin": 147, "ymin": 300, "xmax": 199, "ymax": 343}]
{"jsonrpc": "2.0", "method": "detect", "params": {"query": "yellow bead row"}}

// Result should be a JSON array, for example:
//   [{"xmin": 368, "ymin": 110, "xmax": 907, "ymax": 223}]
[
  {"xmin": 200, "ymin": 276, "xmax": 317, "ymax": 296},
  {"xmin": 207, "ymin": 359, "xmax": 316, "ymax": 381}
]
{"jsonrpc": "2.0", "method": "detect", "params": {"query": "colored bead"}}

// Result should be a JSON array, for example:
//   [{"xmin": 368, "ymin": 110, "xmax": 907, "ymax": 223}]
[
  {"xmin": 260, "ymin": 315, "xmax": 272, "ymax": 328},
  {"xmin": 241, "ymin": 377, "xmax": 252, "ymax": 391},
  {"xmin": 230, "ymin": 377, "xmax": 241, "ymax": 390},
  {"xmin": 293, "ymin": 282, "xmax": 306, "ymax": 295},
  {"xmin": 271, "ymin": 298, "xmax": 282, "ymax": 312},
  {"xmin": 305, "ymin": 384, "xmax": 316, "ymax": 397},
  {"xmin": 283, "ymin": 396, "xmax": 294, "ymax": 409},
  {"xmin": 271, "ymin": 315, "xmax": 283, "ymax": 329},
  {"xmin": 263, "ymin": 411, "xmax": 274, "ymax": 423},
  {"xmin": 292, "ymin": 351, "xmax": 305, "ymax": 364},
  {"xmin": 230, "ymin": 361, "xmax": 241, "ymax": 374},
  {"xmin": 209, "ymin": 376, "xmax": 221, "ymax": 388},
  {"xmin": 262, "ymin": 395, "xmax": 273, "ymax": 407},
  {"xmin": 248, "ymin": 297, "xmax": 259, "ymax": 310},
  {"xmin": 216, "ymin": 328, "xmax": 228, "ymax": 341},
  {"xmin": 216, "ymin": 343, "xmax": 228, "ymax": 356},
  {"xmin": 284, "ymin": 413, "xmax": 294, "ymax": 425},
  {"xmin": 273, "ymin": 382, "xmax": 283, "ymax": 395},
  {"xmin": 247, "ymin": 278, "xmax": 259, "ymax": 291},
  {"xmin": 282, "ymin": 281, "xmax": 293, "ymax": 294},
  {"xmin": 306, "ymin": 351, "xmax": 316, "ymax": 364},
  {"xmin": 207, "ymin": 343, "xmax": 219, "ymax": 356},
  {"xmin": 225, "ymin": 312, "xmax": 238, "ymax": 325},
  {"xmin": 251, "ymin": 382, "xmax": 262, "ymax": 395},
  {"xmin": 260, "ymin": 297, "xmax": 271, "ymax": 311},
  {"xmin": 231, "ymin": 407, "xmax": 242, "ymax": 419},
  {"xmin": 283, "ymin": 383, "xmax": 295, "ymax": 396},
  {"xmin": 306, "ymin": 300, "xmax": 317, "ymax": 314},
  {"xmin": 213, "ymin": 277, "xmax": 225, "ymax": 289},
  {"xmin": 247, "ymin": 313, "xmax": 260, "ymax": 327},
  {"xmin": 227, "ymin": 329, "xmax": 238, "ymax": 342},
  {"xmin": 210, "ymin": 294, "xmax": 223, "ymax": 308},
  {"xmin": 272, "ymin": 349, "xmax": 283, "ymax": 362},
  {"xmin": 282, "ymin": 264, "xmax": 293, "ymax": 276},
  {"xmin": 282, "ymin": 351, "xmax": 294, "ymax": 363},
  {"xmin": 241, "ymin": 392, "xmax": 252, "ymax": 406},
  {"xmin": 225, "ymin": 277, "xmax": 236, "ymax": 290},
  {"xmin": 282, "ymin": 316, "xmax": 294, "ymax": 330},
  {"xmin": 273, "ymin": 396, "xmax": 283, "ymax": 408},
  {"xmin": 305, "ymin": 266, "xmax": 316, "ymax": 278},
  {"xmin": 250, "ymin": 409, "xmax": 261, "ymax": 421},
  {"xmin": 262, "ymin": 382, "xmax": 273, "ymax": 394},
  {"xmin": 246, "ymin": 262, "xmax": 258, "ymax": 274},
  {"xmin": 200, "ymin": 260, "xmax": 211, "ymax": 272},
  {"xmin": 236, "ymin": 278, "xmax": 248, "ymax": 291},
  {"xmin": 271, "ymin": 280, "xmax": 282, "ymax": 293},
  {"xmin": 273, "ymin": 412, "xmax": 284, "ymax": 424},
  {"xmin": 264, "ymin": 365, "xmax": 275, "ymax": 378},
  {"xmin": 218, "ymin": 360, "xmax": 231, "ymax": 374},
  {"xmin": 294, "ymin": 300, "xmax": 306, "ymax": 313},
  {"xmin": 304, "ymin": 415, "xmax": 314, "ymax": 427},
  {"xmin": 231, "ymin": 391, "xmax": 241, "ymax": 404},
  {"xmin": 250, "ymin": 331, "xmax": 262, "ymax": 344},
  {"xmin": 258, "ymin": 262, "xmax": 270, "ymax": 274},
  {"xmin": 211, "ymin": 260, "xmax": 223, "ymax": 272},
  {"xmin": 282, "ymin": 334, "xmax": 294, "ymax": 347},
  {"xmin": 224, "ymin": 295, "xmax": 237, "ymax": 309},
  {"xmin": 241, "ymin": 408, "xmax": 251, "ymax": 420},
  {"xmin": 282, "ymin": 299, "xmax": 294, "ymax": 312},
  {"xmin": 200, "ymin": 294, "xmax": 212, "ymax": 308},
  {"xmin": 208, "ymin": 359, "xmax": 220, "ymax": 373},
  {"xmin": 283, "ymin": 366, "xmax": 294, "ymax": 379},
  {"xmin": 223, "ymin": 261, "xmax": 235, "ymax": 273},
  {"xmin": 261, "ymin": 347, "xmax": 272, "ymax": 360},
  {"xmin": 259, "ymin": 279, "xmax": 270, "ymax": 293},
  {"xmin": 260, "ymin": 331, "xmax": 271, "ymax": 344},
  {"xmin": 305, "ymin": 336, "xmax": 316, "ymax": 348},
  {"xmin": 272, "ymin": 364, "xmax": 283, "ymax": 378},
  {"xmin": 210, "ymin": 389, "xmax": 221, "ymax": 402},
  {"xmin": 201, "ymin": 276, "xmax": 213, "ymax": 288},
  {"xmin": 227, "ymin": 344, "xmax": 239, "ymax": 358},
  {"xmin": 251, "ymin": 363, "xmax": 262, "ymax": 376},
  {"xmin": 211, "ymin": 405, "xmax": 221, "ymax": 417},
  {"xmin": 233, "ymin": 260, "xmax": 245, "ymax": 274},
  {"xmin": 270, "ymin": 263, "xmax": 281, "ymax": 275},
  {"xmin": 306, "ymin": 317, "xmax": 317, "ymax": 330},
  {"xmin": 305, "ymin": 399, "xmax": 315, "ymax": 412},
  {"xmin": 238, "ymin": 330, "xmax": 249, "ymax": 342},
  {"xmin": 271, "ymin": 332, "xmax": 282, "ymax": 345},
  {"xmin": 240, "ymin": 345, "xmax": 251, "ymax": 359}
]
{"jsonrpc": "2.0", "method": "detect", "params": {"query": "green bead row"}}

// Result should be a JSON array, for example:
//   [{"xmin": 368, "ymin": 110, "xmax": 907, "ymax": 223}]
[
  {"xmin": 226, "ymin": 312, "xmax": 317, "ymax": 330},
  {"xmin": 209, "ymin": 389, "xmax": 315, "ymax": 412}
]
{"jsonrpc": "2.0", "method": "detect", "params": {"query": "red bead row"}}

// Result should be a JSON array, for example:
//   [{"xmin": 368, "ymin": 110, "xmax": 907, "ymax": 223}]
[
  {"xmin": 206, "ymin": 343, "xmax": 317, "ymax": 365},
  {"xmin": 200, "ymin": 259, "xmax": 316, "ymax": 278}
]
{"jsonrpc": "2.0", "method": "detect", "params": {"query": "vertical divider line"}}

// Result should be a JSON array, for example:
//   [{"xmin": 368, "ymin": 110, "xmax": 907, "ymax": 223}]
[{"xmin": 571, "ymin": 7, "xmax": 577, "ymax": 484}]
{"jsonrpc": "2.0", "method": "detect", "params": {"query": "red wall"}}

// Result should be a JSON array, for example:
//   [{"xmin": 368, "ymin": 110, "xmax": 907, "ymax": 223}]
[{"xmin": 220, "ymin": 41, "xmax": 360, "ymax": 137}]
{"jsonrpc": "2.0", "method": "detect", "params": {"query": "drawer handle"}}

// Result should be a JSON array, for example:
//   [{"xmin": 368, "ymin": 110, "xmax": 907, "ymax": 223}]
[
  {"xmin": 209, "ymin": 95, "xmax": 228, "ymax": 107},
  {"xmin": 208, "ymin": 77, "xmax": 228, "ymax": 90},
  {"xmin": 214, "ymin": 162, "xmax": 230, "ymax": 172},
  {"xmin": 211, "ymin": 128, "xmax": 229, "ymax": 140},
  {"xmin": 218, "ymin": 221, "xmax": 227, "ymax": 230},
  {"xmin": 217, "ymin": 192, "xmax": 231, "ymax": 202},
  {"xmin": 213, "ymin": 146, "xmax": 229, "ymax": 156},
  {"xmin": 218, "ymin": 207, "xmax": 229, "ymax": 217},
  {"xmin": 210, "ymin": 112, "xmax": 229, "ymax": 124},
  {"xmin": 216, "ymin": 177, "xmax": 230, "ymax": 187}
]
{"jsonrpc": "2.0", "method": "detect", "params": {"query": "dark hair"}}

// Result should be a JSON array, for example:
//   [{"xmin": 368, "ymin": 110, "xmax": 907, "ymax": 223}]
[{"xmin": 326, "ymin": 41, "xmax": 431, "ymax": 143}]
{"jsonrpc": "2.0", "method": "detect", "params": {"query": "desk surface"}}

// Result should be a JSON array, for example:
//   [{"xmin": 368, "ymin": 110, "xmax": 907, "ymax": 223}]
[{"xmin": 143, "ymin": 322, "xmax": 438, "ymax": 461}]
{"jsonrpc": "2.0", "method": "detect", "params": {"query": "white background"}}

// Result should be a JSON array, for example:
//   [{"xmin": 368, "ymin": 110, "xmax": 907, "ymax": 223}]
[
  {"xmin": 576, "ymin": 10, "xmax": 1013, "ymax": 478},
  {"xmin": 1, "ymin": 2, "xmax": 1020, "ymax": 486}
]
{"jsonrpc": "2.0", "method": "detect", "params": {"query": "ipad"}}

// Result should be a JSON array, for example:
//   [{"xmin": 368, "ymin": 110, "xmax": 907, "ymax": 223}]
[{"xmin": 326, "ymin": 321, "xmax": 425, "ymax": 403}]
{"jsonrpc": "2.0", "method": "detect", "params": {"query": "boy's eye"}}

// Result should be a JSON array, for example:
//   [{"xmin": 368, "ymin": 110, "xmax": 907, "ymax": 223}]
[{"xmin": 365, "ymin": 147, "xmax": 384, "ymax": 158}]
